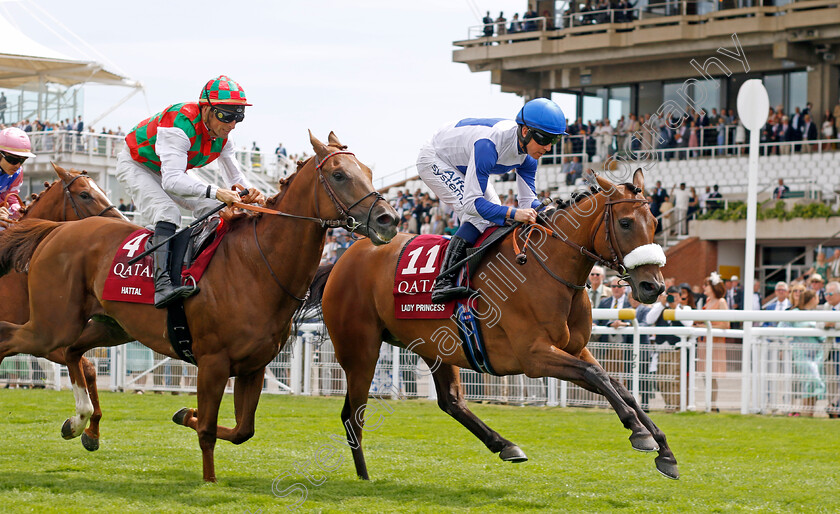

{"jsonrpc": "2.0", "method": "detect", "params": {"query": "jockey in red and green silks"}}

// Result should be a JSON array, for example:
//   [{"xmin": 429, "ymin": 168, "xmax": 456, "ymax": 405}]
[{"xmin": 116, "ymin": 74, "xmax": 266, "ymax": 308}]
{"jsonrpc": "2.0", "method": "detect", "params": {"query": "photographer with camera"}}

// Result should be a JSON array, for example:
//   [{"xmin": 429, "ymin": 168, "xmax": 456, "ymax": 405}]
[{"xmin": 645, "ymin": 285, "xmax": 693, "ymax": 412}]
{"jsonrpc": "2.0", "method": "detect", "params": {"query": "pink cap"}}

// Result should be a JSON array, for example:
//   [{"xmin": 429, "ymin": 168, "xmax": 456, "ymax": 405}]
[{"xmin": 0, "ymin": 127, "xmax": 36, "ymax": 158}]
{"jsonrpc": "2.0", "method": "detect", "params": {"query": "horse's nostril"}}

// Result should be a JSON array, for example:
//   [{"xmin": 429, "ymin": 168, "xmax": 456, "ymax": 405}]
[{"xmin": 377, "ymin": 213, "xmax": 396, "ymax": 227}]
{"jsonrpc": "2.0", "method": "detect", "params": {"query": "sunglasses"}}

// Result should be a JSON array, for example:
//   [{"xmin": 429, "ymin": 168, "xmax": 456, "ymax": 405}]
[
  {"xmin": 590, "ymin": 273, "xmax": 602, "ymax": 277},
  {"xmin": 530, "ymin": 128, "xmax": 562, "ymax": 146},
  {"xmin": 611, "ymin": 285, "xmax": 625, "ymax": 289},
  {"xmin": 212, "ymin": 108, "xmax": 244, "ymax": 124},
  {"xmin": 1, "ymin": 152, "xmax": 26, "ymax": 166}
]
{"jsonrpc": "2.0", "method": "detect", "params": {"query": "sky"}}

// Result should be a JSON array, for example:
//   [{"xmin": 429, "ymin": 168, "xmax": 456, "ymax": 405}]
[{"xmin": 1, "ymin": 0, "xmax": 527, "ymax": 182}]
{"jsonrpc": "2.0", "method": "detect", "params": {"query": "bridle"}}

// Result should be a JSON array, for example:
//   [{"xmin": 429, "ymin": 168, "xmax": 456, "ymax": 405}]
[
  {"xmin": 245, "ymin": 149, "xmax": 389, "ymax": 303},
  {"xmin": 518, "ymin": 186, "xmax": 650, "ymax": 290},
  {"xmin": 62, "ymin": 174, "xmax": 119, "ymax": 220}
]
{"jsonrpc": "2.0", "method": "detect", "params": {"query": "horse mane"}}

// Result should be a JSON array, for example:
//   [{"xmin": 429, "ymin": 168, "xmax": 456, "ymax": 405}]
[
  {"xmin": 17, "ymin": 180, "xmax": 57, "ymax": 217},
  {"xmin": 0, "ymin": 219, "xmax": 63, "ymax": 276},
  {"xmin": 222, "ymin": 147, "xmax": 340, "ymax": 232}
]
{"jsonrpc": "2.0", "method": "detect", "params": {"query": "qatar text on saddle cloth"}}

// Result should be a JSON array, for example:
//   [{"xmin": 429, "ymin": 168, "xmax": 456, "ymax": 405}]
[{"xmin": 102, "ymin": 225, "xmax": 228, "ymax": 304}]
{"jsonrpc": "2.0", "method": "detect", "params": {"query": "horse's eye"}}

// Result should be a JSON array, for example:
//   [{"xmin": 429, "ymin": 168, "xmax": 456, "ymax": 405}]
[
  {"xmin": 80, "ymin": 192, "xmax": 91, "ymax": 200},
  {"xmin": 332, "ymin": 172, "xmax": 344, "ymax": 181},
  {"xmin": 619, "ymin": 218, "xmax": 632, "ymax": 229}
]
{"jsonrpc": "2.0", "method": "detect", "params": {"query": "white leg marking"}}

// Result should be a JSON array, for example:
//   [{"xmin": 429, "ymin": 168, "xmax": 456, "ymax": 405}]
[{"xmin": 69, "ymin": 383, "xmax": 94, "ymax": 437}]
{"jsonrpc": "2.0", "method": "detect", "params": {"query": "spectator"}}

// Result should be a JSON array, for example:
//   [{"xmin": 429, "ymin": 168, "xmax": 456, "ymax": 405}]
[
  {"xmin": 650, "ymin": 180, "xmax": 667, "ymax": 217},
  {"xmin": 809, "ymin": 273, "xmax": 827, "ymax": 305},
  {"xmin": 726, "ymin": 275, "xmax": 743, "ymax": 310},
  {"xmin": 819, "ymin": 281, "xmax": 840, "ymax": 418},
  {"xmin": 275, "ymin": 142, "xmax": 287, "ymax": 158},
  {"xmin": 495, "ymin": 12, "xmax": 507, "ymax": 37},
  {"xmin": 829, "ymin": 248, "xmax": 840, "ymax": 281},
  {"xmin": 678, "ymin": 283, "xmax": 697, "ymax": 309},
  {"xmin": 822, "ymin": 109, "xmax": 835, "ymax": 151},
  {"xmin": 508, "ymin": 13, "xmax": 522, "ymax": 33},
  {"xmin": 763, "ymin": 281, "xmax": 790, "ymax": 326},
  {"xmin": 627, "ymin": 295, "xmax": 655, "ymax": 411},
  {"xmin": 771, "ymin": 178, "xmax": 790, "ymax": 200},
  {"xmin": 672, "ymin": 183, "xmax": 690, "ymax": 236},
  {"xmin": 0, "ymin": 92, "xmax": 5, "ymax": 124},
  {"xmin": 706, "ymin": 184, "xmax": 723, "ymax": 211},
  {"xmin": 697, "ymin": 272, "xmax": 729, "ymax": 412},
  {"xmin": 444, "ymin": 218, "xmax": 458, "ymax": 236},
  {"xmin": 801, "ymin": 113, "xmax": 817, "ymax": 153},
  {"xmin": 646, "ymin": 285, "xmax": 692, "ymax": 412},
  {"xmin": 780, "ymin": 289, "xmax": 825, "ymax": 417},
  {"xmin": 659, "ymin": 194, "xmax": 674, "ymax": 236},
  {"xmin": 482, "ymin": 11, "xmax": 494, "ymax": 38},
  {"xmin": 587, "ymin": 265, "xmax": 609, "ymax": 308},
  {"xmin": 118, "ymin": 198, "xmax": 131, "ymax": 212},
  {"xmin": 687, "ymin": 187, "xmax": 699, "ymax": 220},
  {"xmin": 597, "ymin": 277, "xmax": 631, "ymax": 379}
]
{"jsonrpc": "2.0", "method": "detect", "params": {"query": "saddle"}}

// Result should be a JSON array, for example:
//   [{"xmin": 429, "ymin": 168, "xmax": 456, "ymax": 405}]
[{"xmin": 161, "ymin": 216, "xmax": 224, "ymax": 285}]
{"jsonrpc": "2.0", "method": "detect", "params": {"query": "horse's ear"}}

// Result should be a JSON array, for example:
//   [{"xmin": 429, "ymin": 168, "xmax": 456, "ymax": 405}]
[
  {"xmin": 327, "ymin": 131, "xmax": 344, "ymax": 148},
  {"xmin": 632, "ymin": 168, "xmax": 645, "ymax": 192},
  {"xmin": 308, "ymin": 130, "xmax": 330, "ymax": 160},
  {"xmin": 594, "ymin": 170, "xmax": 621, "ymax": 198},
  {"xmin": 51, "ymin": 162, "xmax": 72, "ymax": 182}
]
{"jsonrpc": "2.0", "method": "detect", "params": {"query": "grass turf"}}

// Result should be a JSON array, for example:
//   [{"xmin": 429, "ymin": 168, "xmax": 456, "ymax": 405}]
[{"xmin": 0, "ymin": 389, "xmax": 837, "ymax": 513}]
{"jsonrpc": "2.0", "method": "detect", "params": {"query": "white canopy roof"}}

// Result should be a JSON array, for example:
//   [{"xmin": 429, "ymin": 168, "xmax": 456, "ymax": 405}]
[{"xmin": 0, "ymin": 13, "xmax": 139, "ymax": 89}]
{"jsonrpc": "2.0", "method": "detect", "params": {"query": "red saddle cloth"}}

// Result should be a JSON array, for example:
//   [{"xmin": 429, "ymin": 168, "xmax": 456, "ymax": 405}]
[
  {"xmin": 393, "ymin": 228, "xmax": 499, "ymax": 320},
  {"xmin": 394, "ymin": 235, "xmax": 454, "ymax": 319},
  {"xmin": 102, "ymin": 223, "xmax": 229, "ymax": 304}
]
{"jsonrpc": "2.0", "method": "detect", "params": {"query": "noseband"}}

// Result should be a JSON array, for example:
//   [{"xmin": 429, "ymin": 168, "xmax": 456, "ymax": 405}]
[{"xmin": 62, "ymin": 174, "xmax": 119, "ymax": 220}]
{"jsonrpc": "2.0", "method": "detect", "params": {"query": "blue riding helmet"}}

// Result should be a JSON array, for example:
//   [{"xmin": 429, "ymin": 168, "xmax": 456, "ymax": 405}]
[{"xmin": 515, "ymin": 98, "xmax": 568, "ymax": 135}]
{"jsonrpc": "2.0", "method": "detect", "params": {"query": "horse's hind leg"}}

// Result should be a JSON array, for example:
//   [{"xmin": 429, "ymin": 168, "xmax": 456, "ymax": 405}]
[
  {"xmin": 60, "ymin": 319, "xmax": 132, "ymax": 451},
  {"xmin": 427, "ymin": 360, "xmax": 527, "ymax": 463}
]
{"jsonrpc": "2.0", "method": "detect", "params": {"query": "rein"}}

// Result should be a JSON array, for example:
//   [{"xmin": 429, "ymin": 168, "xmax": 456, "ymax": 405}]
[
  {"xmin": 232, "ymin": 150, "xmax": 386, "ymax": 235},
  {"xmin": 513, "ymin": 190, "xmax": 650, "ymax": 290},
  {"xmin": 237, "ymin": 149, "xmax": 386, "ymax": 303}
]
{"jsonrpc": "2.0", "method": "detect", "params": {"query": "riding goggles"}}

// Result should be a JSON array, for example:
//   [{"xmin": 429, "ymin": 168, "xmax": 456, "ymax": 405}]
[
  {"xmin": 1, "ymin": 152, "xmax": 26, "ymax": 166},
  {"xmin": 212, "ymin": 107, "xmax": 245, "ymax": 124},
  {"xmin": 530, "ymin": 128, "xmax": 562, "ymax": 146}
]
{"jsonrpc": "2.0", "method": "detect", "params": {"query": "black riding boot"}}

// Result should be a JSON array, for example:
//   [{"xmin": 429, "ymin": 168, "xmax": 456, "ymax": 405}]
[
  {"xmin": 153, "ymin": 221, "xmax": 199, "ymax": 309},
  {"xmin": 431, "ymin": 236, "xmax": 478, "ymax": 304}
]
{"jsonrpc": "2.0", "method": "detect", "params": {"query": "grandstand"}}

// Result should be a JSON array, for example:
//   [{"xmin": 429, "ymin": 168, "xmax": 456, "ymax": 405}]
[{"xmin": 376, "ymin": 0, "xmax": 840, "ymax": 292}]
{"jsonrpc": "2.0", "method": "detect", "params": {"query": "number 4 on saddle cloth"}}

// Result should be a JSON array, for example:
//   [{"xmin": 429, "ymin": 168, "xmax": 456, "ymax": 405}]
[
  {"xmin": 393, "ymin": 225, "xmax": 515, "ymax": 375},
  {"xmin": 102, "ymin": 217, "xmax": 227, "ymax": 365},
  {"xmin": 103, "ymin": 217, "xmax": 227, "ymax": 305}
]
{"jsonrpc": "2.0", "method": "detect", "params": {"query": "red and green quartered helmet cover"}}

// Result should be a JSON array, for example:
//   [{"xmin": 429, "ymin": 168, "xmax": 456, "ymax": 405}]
[{"xmin": 198, "ymin": 75, "xmax": 251, "ymax": 106}]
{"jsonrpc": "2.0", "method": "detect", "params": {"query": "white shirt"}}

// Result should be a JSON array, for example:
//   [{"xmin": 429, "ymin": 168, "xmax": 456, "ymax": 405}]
[
  {"xmin": 156, "ymin": 126, "xmax": 252, "ymax": 199},
  {"xmin": 673, "ymin": 188, "xmax": 691, "ymax": 210}
]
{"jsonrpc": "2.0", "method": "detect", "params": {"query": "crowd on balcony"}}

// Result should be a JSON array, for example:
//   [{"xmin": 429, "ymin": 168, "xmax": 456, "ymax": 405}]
[{"xmin": 543, "ymin": 102, "xmax": 840, "ymax": 180}]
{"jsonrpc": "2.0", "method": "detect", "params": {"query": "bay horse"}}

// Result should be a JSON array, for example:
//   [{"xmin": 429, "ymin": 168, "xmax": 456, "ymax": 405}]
[
  {"xmin": 304, "ymin": 169, "xmax": 680, "ymax": 480},
  {"xmin": 0, "ymin": 163, "xmax": 124, "ymax": 451},
  {"xmin": 0, "ymin": 132, "xmax": 398, "ymax": 482}
]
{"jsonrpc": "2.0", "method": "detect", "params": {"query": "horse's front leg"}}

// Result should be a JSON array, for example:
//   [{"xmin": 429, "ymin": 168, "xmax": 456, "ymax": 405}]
[
  {"xmin": 59, "ymin": 351, "xmax": 94, "ymax": 445},
  {"xmin": 193, "ymin": 354, "xmax": 230, "ymax": 482},
  {"xmin": 608, "ymin": 375, "xmax": 679, "ymax": 479},
  {"xmin": 173, "ymin": 367, "xmax": 264, "ymax": 445},
  {"xmin": 523, "ymin": 340, "xmax": 658, "ymax": 453}
]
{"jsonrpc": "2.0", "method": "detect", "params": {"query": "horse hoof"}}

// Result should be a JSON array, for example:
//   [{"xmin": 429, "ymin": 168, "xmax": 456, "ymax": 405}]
[
  {"xmin": 655, "ymin": 456, "xmax": 680, "ymax": 480},
  {"xmin": 499, "ymin": 445, "xmax": 528, "ymax": 463},
  {"xmin": 61, "ymin": 419, "xmax": 75, "ymax": 440},
  {"xmin": 81, "ymin": 432, "xmax": 99, "ymax": 452},
  {"xmin": 172, "ymin": 407, "xmax": 191, "ymax": 426},
  {"xmin": 629, "ymin": 433, "xmax": 659, "ymax": 452}
]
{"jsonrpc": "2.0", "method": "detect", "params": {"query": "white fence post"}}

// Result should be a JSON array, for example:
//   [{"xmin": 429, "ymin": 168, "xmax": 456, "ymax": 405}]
[
  {"xmin": 290, "ymin": 338, "xmax": 302, "ymax": 395},
  {"xmin": 631, "ymin": 318, "xmax": 640, "ymax": 402},
  {"xmin": 547, "ymin": 377, "xmax": 559, "ymax": 407},
  {"xmin": 392, "ymin": 346, "xmax": 401, "ymax": 400}
]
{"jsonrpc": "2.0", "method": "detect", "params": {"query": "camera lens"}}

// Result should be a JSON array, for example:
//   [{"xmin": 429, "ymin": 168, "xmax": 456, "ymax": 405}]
[{"xmin": 666, "ymin": 295, "xmax": 675, "ymax": 303}]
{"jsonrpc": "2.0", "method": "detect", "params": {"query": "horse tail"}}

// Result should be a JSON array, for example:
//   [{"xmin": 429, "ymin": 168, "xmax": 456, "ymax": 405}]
[{"xmin": 0, "ymin": 219, "xmax": 62, "ymax": 277}]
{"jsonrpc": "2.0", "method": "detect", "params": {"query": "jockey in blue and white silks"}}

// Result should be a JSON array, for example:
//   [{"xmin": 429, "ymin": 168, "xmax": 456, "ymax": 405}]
[{"xmin": 417, "ymin": 98, "xmax": 567, "ymax": 303}]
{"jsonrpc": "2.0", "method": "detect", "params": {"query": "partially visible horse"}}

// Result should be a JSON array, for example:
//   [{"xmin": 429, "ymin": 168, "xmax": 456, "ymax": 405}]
[
  {"xmin": 0, "ymin": 163, "xmax": 124, "ymax": 451},
  {"xmin": 0, "ymin": 132, "xmax": 399, "ymax": 482},
  {"xmin": 303, "ymin": 169, "xmax": 679, "ymax": 480}
]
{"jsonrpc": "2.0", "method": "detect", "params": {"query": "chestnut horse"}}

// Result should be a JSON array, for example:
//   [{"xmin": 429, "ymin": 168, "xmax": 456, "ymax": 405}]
[
  {"xmin": 0, "ymin": 132, "xmax": 398, "ymax": 482},
  {"xmin": 304, "ymin": 169, "xmax": 680, "ymax": 480},
  {"xmin": 0, "ymin": 163, "xmax": 124, "ymax": 450}
]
